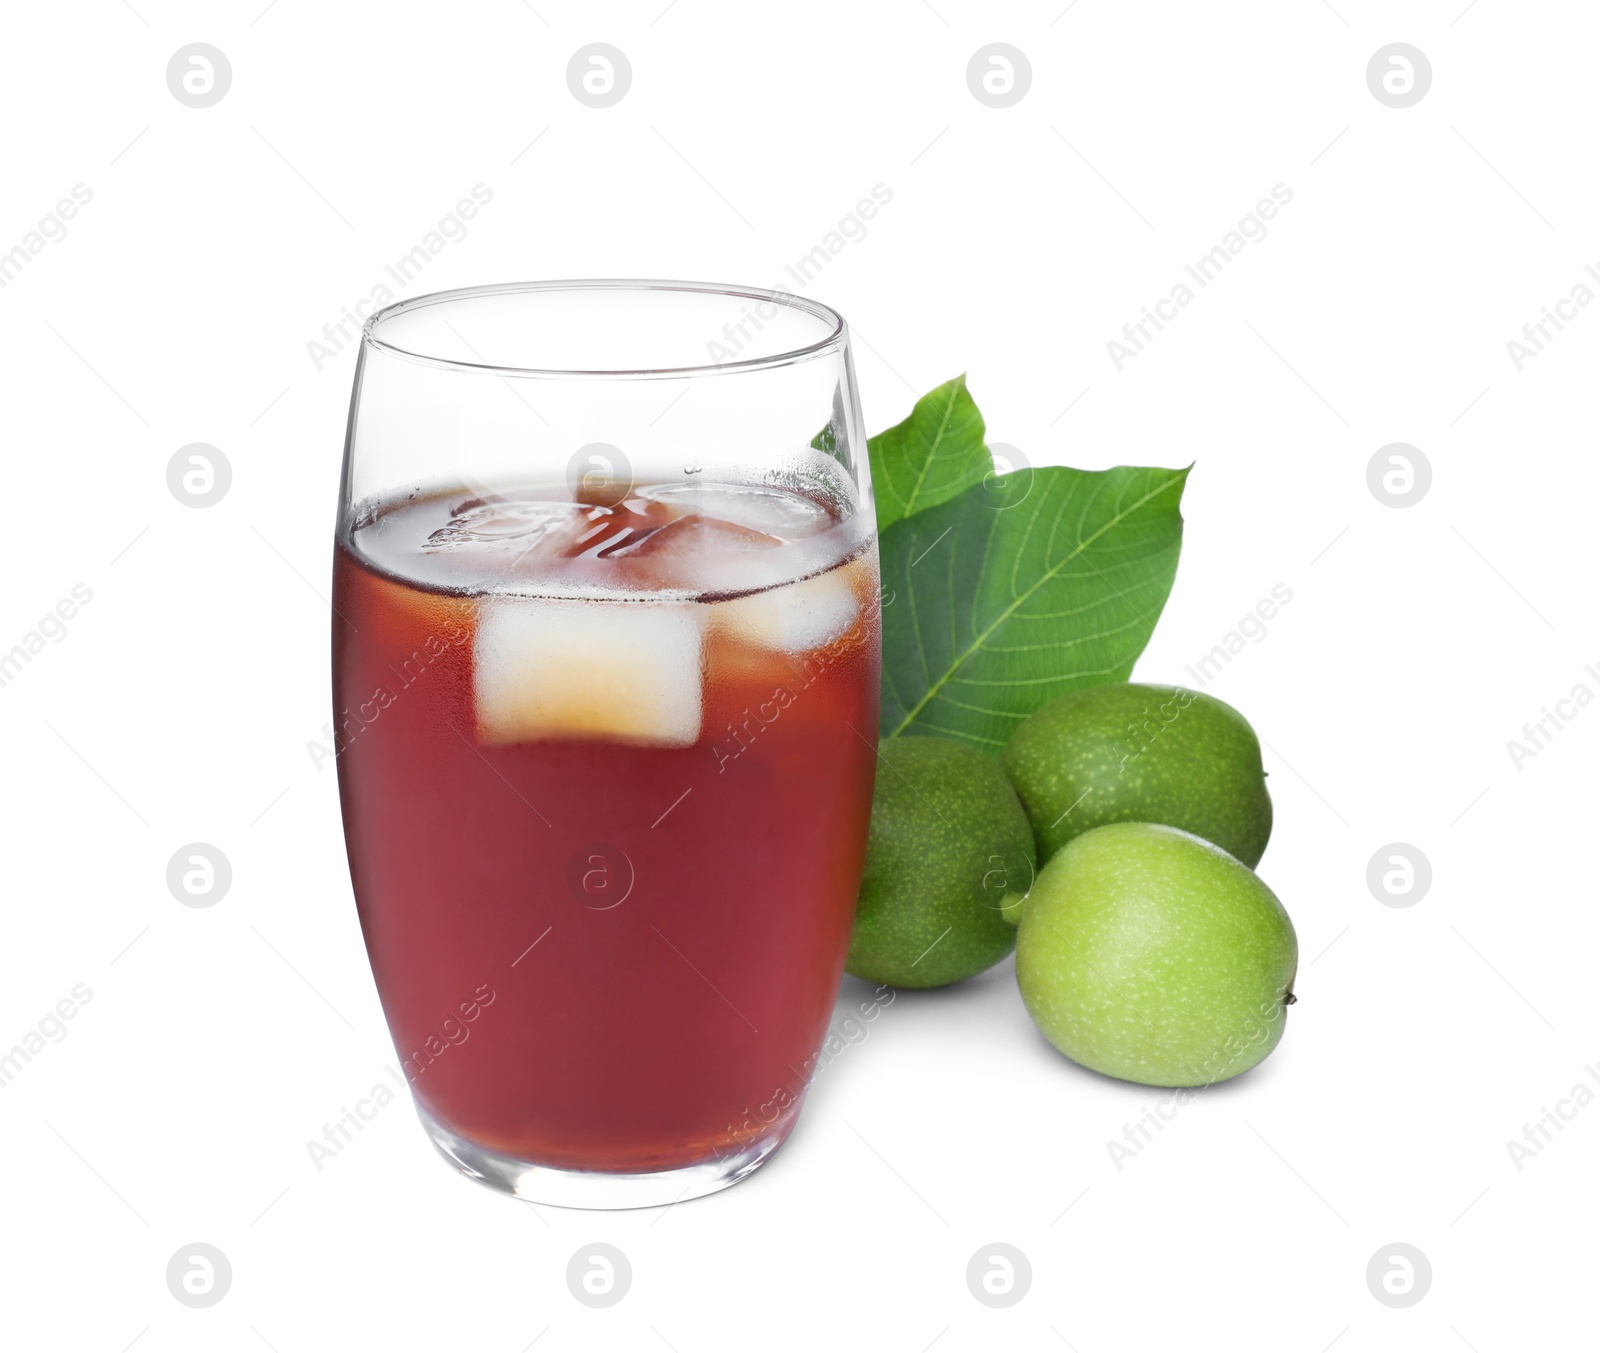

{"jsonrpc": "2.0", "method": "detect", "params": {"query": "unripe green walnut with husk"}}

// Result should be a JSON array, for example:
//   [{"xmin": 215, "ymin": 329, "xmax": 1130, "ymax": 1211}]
[
  {"xmin": 1016, "ymin": 822, "xmax": 1298, "ymax": 1087},
  {"xmin": 1002, "ymin": 683, "xmax": 1273, "ymax": 887},
  {"xmin": 846, "ymin": 736, "xmax": 1035, "ymax": 988}
]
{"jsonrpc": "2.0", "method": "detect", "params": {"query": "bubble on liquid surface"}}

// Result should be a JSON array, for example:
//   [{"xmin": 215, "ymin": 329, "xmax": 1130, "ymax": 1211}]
[{"xmin": 640, "ymin": 482, "xmax": 832, "ymax": 540}]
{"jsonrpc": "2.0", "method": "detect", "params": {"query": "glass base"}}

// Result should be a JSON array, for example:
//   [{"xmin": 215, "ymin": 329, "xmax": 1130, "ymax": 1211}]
[{"xmin": 417, "ymin": 1103, "xmax": 793, "ymax": 1210}]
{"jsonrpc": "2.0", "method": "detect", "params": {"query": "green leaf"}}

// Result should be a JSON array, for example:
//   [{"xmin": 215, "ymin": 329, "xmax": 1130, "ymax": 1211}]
[
  {"xmin": 879, "ymin": 464, "xmax": 1189, "ymax": 753},
  {"xmin": 867, "ymin": 375, "xmax": 992, "ymax": 530}
]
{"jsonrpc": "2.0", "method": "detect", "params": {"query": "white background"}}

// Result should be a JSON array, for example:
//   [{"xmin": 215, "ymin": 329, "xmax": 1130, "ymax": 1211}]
[{"xmin": 0, "ymin": 1, "xmax": 1593, "ymax": 1349}]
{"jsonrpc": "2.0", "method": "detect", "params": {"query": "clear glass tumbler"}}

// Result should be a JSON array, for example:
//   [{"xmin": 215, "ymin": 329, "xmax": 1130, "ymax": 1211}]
[{"xmin": 332, "ymin": 281, "xmax": 880, "ymax": 1208}]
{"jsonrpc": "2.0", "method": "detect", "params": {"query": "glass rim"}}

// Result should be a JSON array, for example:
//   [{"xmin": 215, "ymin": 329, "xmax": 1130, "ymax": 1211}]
[{"xmin": 362, "ymin": 278, "xmax": 849, "ymax": 380}]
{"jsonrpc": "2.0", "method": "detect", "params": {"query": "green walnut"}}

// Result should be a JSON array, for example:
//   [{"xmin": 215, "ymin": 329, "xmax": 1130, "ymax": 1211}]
[
  {"xmin": 1016, "ymin": 823, "xmax": 1298, "ymax": 1087},
  {"xmin": 1002, "ymin": 683, "xmax": 1272, "ymax": 873},
  {"xmin": 847, "ymin": 736, "xmax": 1035, "ymax": 988}
]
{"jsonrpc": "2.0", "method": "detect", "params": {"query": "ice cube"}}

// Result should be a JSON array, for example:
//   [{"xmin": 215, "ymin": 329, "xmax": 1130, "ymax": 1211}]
[
  {"xmin": 475, "ymin": 596, "xmax": 706, "ymax": 747},
  {"xmin": 573, "ymin": 500, "xmax": 682, "ymax": 559},
  {"xmin": 606, "ymin": 512, "xmax": 784, "ymax": 559},
  {"xmin": 639, "ymin": 482, "xmax": 833, "ymax": 540},
  {"xmin": 423, "ymin": 496, "xmax": 591, "ymax": 555},
  {"xmin": 710, "ymin": 557, "xmax": 865, "ymax": 655}
]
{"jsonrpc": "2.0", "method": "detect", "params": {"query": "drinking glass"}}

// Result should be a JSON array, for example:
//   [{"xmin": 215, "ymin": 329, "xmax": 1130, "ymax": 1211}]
[{"xmin": 332, "ymin": 280, "xmax": 880, "ymax": 1208}]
